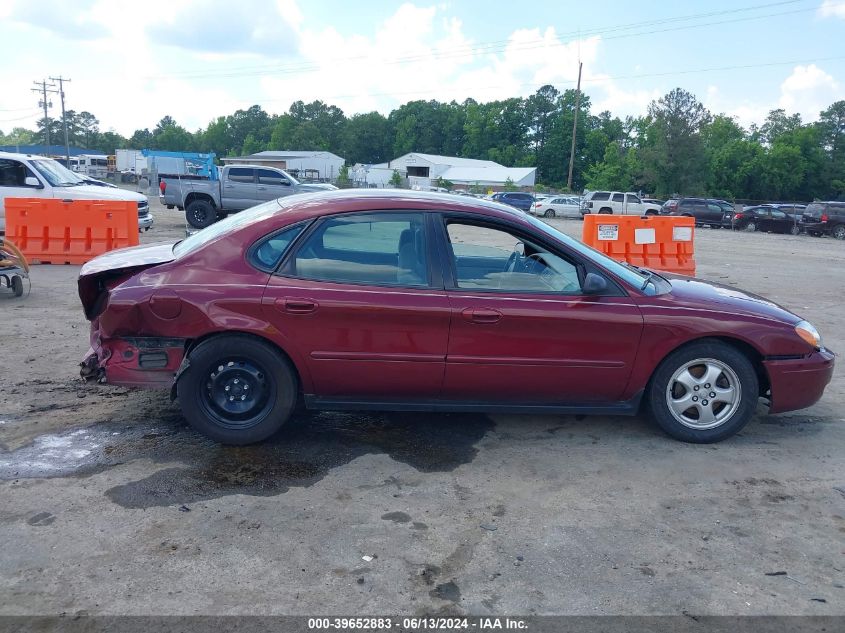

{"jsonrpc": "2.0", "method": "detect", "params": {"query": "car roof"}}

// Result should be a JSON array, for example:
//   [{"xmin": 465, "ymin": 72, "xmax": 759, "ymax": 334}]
[{"xmin": 256, "ymin": 188, "xmax": 528, "ymax": 225}]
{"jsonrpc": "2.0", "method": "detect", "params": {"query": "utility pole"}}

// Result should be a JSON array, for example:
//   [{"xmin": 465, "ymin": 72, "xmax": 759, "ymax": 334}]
[
  {"xmin": 566, "ymin": 61, "xmax": 583, "ymax": 192},
  {"xmin": 31, "ymin": 80, "xmax": 58, "ymax": 156},
  {"xmin": 49, "ymin": 76, "xmax": 72, "ymax": 163}
]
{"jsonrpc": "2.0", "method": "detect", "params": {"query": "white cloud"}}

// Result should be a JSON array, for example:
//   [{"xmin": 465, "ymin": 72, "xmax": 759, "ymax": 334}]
[
  {"xmin": 818, "ymin": 0, "xmax": 845, "ymax": 19},
  {"xmin": 147, "ymin": 0, "xmax": 301, "ymax": 56},
  {"xmin": 778, "ymin": 64, "xmax": 840, "ymax": 120}
]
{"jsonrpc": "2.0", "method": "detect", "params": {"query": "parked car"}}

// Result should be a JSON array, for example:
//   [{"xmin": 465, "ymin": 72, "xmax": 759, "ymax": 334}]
[
  {"xmin": 580, "ymin": 191, "xmax": 662, "ymax": 216},
  {"xmin": 490, "ymin": 191, "xmax": 535, "ymax": 212},
  {"xmin": 662, "ymin": 198, "xmax": 734, "ymax": 228},
  {"xmin": 732, "ymin": 206, "xmax": 803, "ymax": 234},
  {"xmin": 801, "ymin": 201, "xmax": 845, "ymax": 240},
  {"xmin": 160, "ymin": 164, "xmax": 337, "ymax": 229},
  {"xmin": 0, "ymin": 151, "xmax": 152, "ymax": 234},
  {"xmin": 79, "ymin": 190, "xmax": 833, "ymax": 446},
  {"xmin": 531, "ymin": 196, "xmax": 581, "ymax": 218}
]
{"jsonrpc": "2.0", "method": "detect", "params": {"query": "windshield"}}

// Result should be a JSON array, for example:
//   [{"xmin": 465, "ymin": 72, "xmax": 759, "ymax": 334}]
[
  {"xmin": 173, "ymin": 198, "xmax": 287, "ymax": 258},
  {"xmin": 523, "ymin": 214, "xmax": 658, "ymax": 295},
  {"xmin": 31, "ymin": 159, "xmax": 84, "ymax": 187}
]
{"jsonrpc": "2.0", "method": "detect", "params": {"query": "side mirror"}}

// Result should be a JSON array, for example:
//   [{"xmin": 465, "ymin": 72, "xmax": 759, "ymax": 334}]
[
  {"xmin": 24, "ymin": 176, "xmax": 41, "ymax": 188},
  {"xmin": 280, "ymin": 179, "xmax": 291, "ymax": 186},
  {"xmin": 582, "ymin": 272, "xmax": 608, "ymax": 295}
]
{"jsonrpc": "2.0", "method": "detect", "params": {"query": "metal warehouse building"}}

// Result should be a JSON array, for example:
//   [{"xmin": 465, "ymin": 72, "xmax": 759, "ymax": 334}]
[
  {"xmin": 351, "ymin": 153, "xmax": 537, "ymax": 190},
  {"xmin": 222, "ymin": 150, "xmax": 344, "ymax": 181}
]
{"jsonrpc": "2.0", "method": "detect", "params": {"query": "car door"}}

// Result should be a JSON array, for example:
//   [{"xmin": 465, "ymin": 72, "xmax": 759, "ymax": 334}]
[
  {"xmin": 436, "ymin": 215, "xmax": 644, "ymax": 404},
  {"xmin": 624, "ymin": 193, "xmax": 641, "ymax": 214},
  {"xmin": 261, "ymin": 211, "xmax": 450, "ymax": 400},
  {"xmin": 221, "ymin": 167, "xmax": 256, "ymax": 210},
  {"xmin": 705, "ymin": 202, "xmax": 724, "ymax": 224},
  {"xmin": 256, "ymin": 168, "xmax": 294, "ymax": 202},
  {"xmin": 753, "ymin": 208, "xmax": 771, "ymax": 231},
  {"xmin": 611, "ymin": 192, "xmax": 625, "ymax": 213},
  {"xmin": 0, "ymin": 158, "xmax": 45, "ymax": 227},
  {"xmin": 769, "ymin": 209, "xmax": 789, "ymax": 233}
]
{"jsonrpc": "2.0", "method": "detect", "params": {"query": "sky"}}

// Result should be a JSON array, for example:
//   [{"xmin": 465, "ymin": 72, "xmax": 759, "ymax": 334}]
[{"xmin": 0, "ymin": 0, "xmax": 843, "ymax": 138}]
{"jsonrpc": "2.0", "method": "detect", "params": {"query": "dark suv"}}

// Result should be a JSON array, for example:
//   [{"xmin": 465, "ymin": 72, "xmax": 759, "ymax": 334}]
[
  {"xmin": 802, "ymin": 201, "xmax": 845, "ymax": 240},
  {"xmin": 491, "ymin": 192, "xmax": 534, "ymax": 212},
  {"xmin": 662, "ymin": 198, "xmax": 735, "ymax": 227}
]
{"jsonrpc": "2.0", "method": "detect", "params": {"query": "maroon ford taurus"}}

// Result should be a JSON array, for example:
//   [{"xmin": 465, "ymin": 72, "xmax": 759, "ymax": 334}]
[{"xmin": 78, "ymin": 190, "xmax": 834, "ymax": 445}]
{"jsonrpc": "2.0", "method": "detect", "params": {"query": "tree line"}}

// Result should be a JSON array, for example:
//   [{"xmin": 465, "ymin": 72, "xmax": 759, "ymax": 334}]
[{"xmin": 2, "ymin": 86, "xmax": 843, "ymax": 201}]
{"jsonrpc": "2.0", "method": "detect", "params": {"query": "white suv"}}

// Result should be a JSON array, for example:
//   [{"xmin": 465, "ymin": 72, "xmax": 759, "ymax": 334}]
[{"xmin": 580, "ymin": 191, "xmax": 662, "ymax": 216}]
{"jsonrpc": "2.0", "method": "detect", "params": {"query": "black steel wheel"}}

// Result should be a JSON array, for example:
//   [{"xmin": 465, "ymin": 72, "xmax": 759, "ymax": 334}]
[{"xmin": 177, "ymin": 335, "xmax": 297, "ymax": 444}]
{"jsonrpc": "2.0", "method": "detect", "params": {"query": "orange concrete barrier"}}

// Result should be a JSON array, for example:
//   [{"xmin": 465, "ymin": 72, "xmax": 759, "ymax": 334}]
[
  {"xmin": 5, "ymin": 198, "xmax": 139, "ymax": 265},
  {"xmin": 582, "ymin": 214, "xmax": 696, "ymax": 276}
]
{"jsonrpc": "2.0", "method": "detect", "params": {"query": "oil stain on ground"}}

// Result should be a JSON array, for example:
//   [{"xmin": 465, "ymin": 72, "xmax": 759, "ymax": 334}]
[{"xmin": 1, "ymin": 410, "xmax": 493, "ymax": 509}]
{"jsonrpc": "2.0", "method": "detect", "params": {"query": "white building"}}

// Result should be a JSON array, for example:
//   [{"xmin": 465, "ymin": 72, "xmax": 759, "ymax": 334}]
[
  {"xmin": 351, "ymin": 152, "xmax": 536, "ymax": 190},
  {"xmin": 222, "ymin": 150, "xmax": 344, "ymax": 181}
]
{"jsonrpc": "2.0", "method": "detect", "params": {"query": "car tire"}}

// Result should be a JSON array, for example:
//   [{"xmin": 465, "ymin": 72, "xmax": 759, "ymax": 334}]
[
  {"xmin": 186, "ymin": 199, "xmax": 217, "ymax": 229},
  {"xmin": 647, "ymin": 341, "xmax": 759, "ymax": 443},
  {"xmin": 598, "ymin": 207, "xmax": 612, "ymax": 214},
  {"xmin": 790, "ymin": 225, "xmax": 801, "ymax": 236},
  {"xmin": 544, "ymin": 209, "xmax": 555, "ymax": 218},
  {"xmin": 11, "ymin": 276, "xmax": 23, "ymax": 297},
  {"xmin": 177, "ymin": 334, "xmax": 297, "ymax": 445},
  {"xmin": 832, "ymin": 224, "xmax": 845, "ymax": 240},
  {"xmin": 744, "ymin": 221, "xmax": 757, "ymax": 232}
]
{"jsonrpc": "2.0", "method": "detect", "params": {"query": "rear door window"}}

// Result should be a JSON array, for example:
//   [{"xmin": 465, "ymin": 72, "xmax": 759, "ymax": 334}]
[
  {"xmin": 612, "ymin": 193, "xmax": 624, "ymax": 203},
  {"xmin": 228, "ymin": 168, "xmax": 255, "ymax": 183},
  {"xmin": 292, "ymin": 212, "xmax": 429, "ymax": 287}
]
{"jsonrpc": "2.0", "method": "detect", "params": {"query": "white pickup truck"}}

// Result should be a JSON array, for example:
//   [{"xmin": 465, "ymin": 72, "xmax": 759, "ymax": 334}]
[
  {"xmin": 580, "ymin": 191, "xmax": 662, "ymax": 216},
  {"xmin": 0, "ymin": 151, "xmax": 152, "ymax": 234}
]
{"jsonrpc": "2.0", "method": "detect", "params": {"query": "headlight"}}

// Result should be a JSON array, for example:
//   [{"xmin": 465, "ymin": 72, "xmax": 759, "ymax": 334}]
[{"xmin": 794, "ymin": 320, "xmax": 822, "ymax": 350}]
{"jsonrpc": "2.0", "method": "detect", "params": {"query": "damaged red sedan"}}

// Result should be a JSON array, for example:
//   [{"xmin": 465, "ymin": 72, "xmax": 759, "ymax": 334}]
[{"xmin": 79, "ymin": 190, "xmax": 833, "ymax": 445}]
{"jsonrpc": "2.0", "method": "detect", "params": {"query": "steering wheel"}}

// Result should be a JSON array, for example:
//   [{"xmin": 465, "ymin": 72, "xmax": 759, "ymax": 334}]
[
  {"xmin": 504, "ymin": 250, "xmax": 520, "ymax": 272},
  {"xmin": 526, "ymin": 253, "xmax": 578, "ymax": 292}
]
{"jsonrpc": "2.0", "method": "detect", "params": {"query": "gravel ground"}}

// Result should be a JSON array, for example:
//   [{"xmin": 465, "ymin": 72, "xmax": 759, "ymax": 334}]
[{"xmin": 0, "ymin": 191, "xmax": 843, "ymax": 616}]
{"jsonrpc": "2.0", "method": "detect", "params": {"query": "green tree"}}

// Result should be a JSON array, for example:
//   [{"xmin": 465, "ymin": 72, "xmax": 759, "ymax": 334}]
[
  {"xmin": 641, "ymin": 88, "xmax": 711, "ymax": 196},
  {"xmin": 389, "ymin": 169, "xmax": 403, "ymax": 187},
  {"xmin": 337, "ymin": 163, "xmax": 351, "ymax": 188}
]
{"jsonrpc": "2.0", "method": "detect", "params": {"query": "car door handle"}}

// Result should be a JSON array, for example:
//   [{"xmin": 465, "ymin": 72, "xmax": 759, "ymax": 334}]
[
  {"xmin": 276, "ymin": 298, "xmax": 318, "ymax": 314},
  {"xmin": 258, "ymin": 186, "xmax": 267, "ymax": 191},
  {"xmin": 224, "ymin": 184, "xmax": 234, "ymax": 189},
  {"xmin": 462, "ymin": 308, "xmax": 502, "ymax": 324}
]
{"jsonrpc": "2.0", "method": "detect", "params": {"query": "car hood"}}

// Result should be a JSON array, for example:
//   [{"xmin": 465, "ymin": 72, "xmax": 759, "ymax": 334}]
[
  {"xmin": 664, "ymin": 275, "xmax": 801, "ymax": 324},
  {"xmin": 58, "ymin": 184, "xmax": 147, "ymax": 203},
  {"xmin": 296, "ymin": 183, "xmax": 338, "ymax": 192}
]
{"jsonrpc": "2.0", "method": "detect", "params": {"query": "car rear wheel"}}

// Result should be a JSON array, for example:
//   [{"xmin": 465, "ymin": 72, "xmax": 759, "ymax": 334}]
[
  {"xmin": 186, "ymin": 199, "xmax": 217, "ymax": 229},
  {"xmin": 177, "ymin": 335, "xmax": 297, "ymax": 445},
  {"xmin": 832, "ymin": 224, "xmax": 845, "ymax": 240},
  {"xmin": 790, "ymin": 225, "xmax": 801, "ymax": 236},
  {"xmin": 647, "ymin": 341, "xmax": 758, "ymax": 443},
  {"xmin": 544, "ymin": 209, "xmax": 555, "ymax": 218},
  {"xmin": 11, "ymin": 276, "xmax": 23, "ymax": 297},
  {"xmin": 744, "ymin": 220, "xmax": 757, "ymax": 232}
]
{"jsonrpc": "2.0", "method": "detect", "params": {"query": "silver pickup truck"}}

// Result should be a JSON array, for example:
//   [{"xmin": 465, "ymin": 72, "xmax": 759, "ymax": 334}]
[{"xmin": 161, "ymin": 164, "xmax": 337, "ymax": 228}]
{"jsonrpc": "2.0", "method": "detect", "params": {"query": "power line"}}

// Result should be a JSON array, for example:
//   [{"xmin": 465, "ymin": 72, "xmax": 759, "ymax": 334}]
[
  {"xmin": 31, "ymin": 80, "xmax": 58, "ymax": 151},
  {"xmin": 0, "ymin": 110, "xmax": 42, "ymax": 123},
  {"xmin": 134, "ymin": 0, "xmax": 813, "ymax": 82},
  {"xmin": 49, "ymin": 76, "xmax": 72, "ymax": 162}
]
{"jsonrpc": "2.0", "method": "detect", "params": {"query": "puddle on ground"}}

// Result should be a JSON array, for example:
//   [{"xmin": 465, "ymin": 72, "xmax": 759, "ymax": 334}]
[{"xmin": 0, "ymin": 410, "xmax": 494, "ymax": 508}]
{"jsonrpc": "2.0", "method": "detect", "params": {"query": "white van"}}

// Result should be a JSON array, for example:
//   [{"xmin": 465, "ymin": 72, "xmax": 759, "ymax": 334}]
[{"xmin": 0, "ymin": 151, "xmax": 152, "ymax": 233}]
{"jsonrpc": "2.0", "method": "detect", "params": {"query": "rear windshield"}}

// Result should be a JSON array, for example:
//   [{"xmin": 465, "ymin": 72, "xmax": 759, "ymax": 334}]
[{"xmin": 804, "ymin": 203, "xmax": 824, "ymax": 218}]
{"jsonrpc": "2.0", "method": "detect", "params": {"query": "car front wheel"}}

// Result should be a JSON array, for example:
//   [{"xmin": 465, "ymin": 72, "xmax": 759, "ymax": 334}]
[
  {"xmin": 177, "ymin": 335, "xmax": 297, "ymax": 445},
  {"xmin": 647, "ymin": 341, "xmax": 758, "ymax": 443}
]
